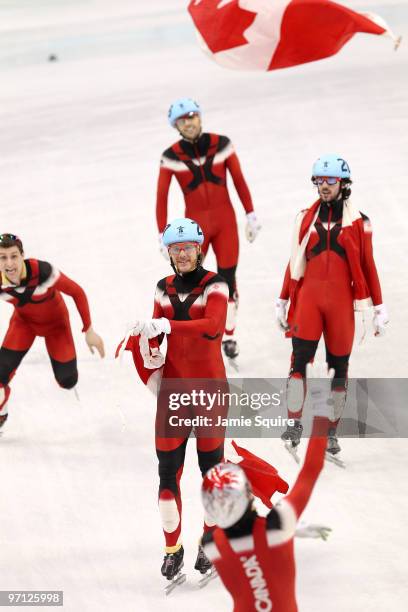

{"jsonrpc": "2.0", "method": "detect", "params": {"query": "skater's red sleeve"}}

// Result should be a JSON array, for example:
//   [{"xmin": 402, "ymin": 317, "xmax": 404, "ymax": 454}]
[
  {"xmin": 152, "ymin": 288, "xmax": 165, "ymax": 318},
  {"xmin": 151, "ymin": 286, "xmax": 166, "ymax": 345},
  {"xmin": 170, "ymin": 290, "xmax": 227, "ymax": 337},
  {"xmin": 226, "ymin": 151, "xmax": 254, "ymax": 214},
  {"xmin": 156, "ymin": 166, "xmax": 173, "ymax": 233},
  {"xmin": 279, "ymin": 263, "xmax": 291, "ymax": 300},
  {"xmin": 55, "ymin": 273, "xmax": 91, "ymax": 332},
  {"xmin": 284, "ymin": 417, "xmax": 328, "ymax": 519},
  {"xmin": 361, "ymin": 218, "xmax": 383, "ymax": 306}
]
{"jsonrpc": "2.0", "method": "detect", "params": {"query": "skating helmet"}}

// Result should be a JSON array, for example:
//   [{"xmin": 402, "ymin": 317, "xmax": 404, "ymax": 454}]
[
  {"xmin": 168, "ymin": 98, "xmax": 201, "ymax": 127},
  {"xmin": 162, "ymin": 217, "xmax": 204, "ymax": 246},
  {"xmin": 202, "ymin": 462, "xmax": 252, "ymax": 529},
  {"xmin": 312, "ymin": 154, "xmax": 351, "ymax": 179}
]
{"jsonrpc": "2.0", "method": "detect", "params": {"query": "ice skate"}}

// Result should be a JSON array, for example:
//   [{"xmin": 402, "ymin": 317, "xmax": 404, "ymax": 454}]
[
  {"xmin": 325, "ymin": 431, "xmax": 345, "ymax": 468},
  {"xmin": 281, "ymin": 420, "xmax": 303, "ymax": 463},
  {"xmin": 327, "ymin": 430, "xmax": 341, "ymax": 455},
  {"xmin": 195, "ymin": 544, "xmax": 212, "ymax": 574},
  {"xmin": 162, "ymin": 546, "xmax": 186, "ymax": 594},
  {"xmin": 195, "ymin": 545, "xmax": 217, "ymax": 587}
]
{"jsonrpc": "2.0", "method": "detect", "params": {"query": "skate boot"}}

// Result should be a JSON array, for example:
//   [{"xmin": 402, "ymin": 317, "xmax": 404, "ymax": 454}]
[
  {"xmin": 327, "ymin": 430, "xmax": 341, "ymax": 455},
  {"xmin": 222, "ymin": 339, "xmax": 239, "ymax": 359},
  {"xmin": 281, "ymin": 420, "xmax": 303, "ymax": 447},
  {"xmin": 161, "ymin": 545, "xmax": 184, "ymax": 581},
  {"xmin": 194, "ymin": 545, "xmax": 212, "ymax": 575}
]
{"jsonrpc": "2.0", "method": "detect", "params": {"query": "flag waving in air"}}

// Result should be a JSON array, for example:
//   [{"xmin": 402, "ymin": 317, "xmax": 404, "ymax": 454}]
[{"xmin": 188, "ymin": 0, "xmax": 401, "ymax": 71}]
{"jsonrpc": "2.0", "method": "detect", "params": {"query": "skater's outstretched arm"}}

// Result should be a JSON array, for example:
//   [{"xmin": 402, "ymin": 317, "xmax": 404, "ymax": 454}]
[
  {"xmin": 279, "ymin": 263, "xmax": 291, "ymax": 301},
  {"xmin": 226, "ymin": 147, "xmax": 253, "ymax": 214},
  {"xmin": 284, "ymin": 363, "xmax": 333, "ymax": 519},
  {"xmin": 284, "ymin": 419, "xmax": 328, "ymax": 520},
  {"xmin": 56, "ymin": 273, "xmax": 104, "ymax": 358},
  {"xmin": 55, "ymin": 272, "xmax": 91, "ymax": 332},
  {"xmin": 156, "ymin": 165, "xmax": 173, "ymax": 233},
  {"xmin": 360, "ymin": 214, "xmax": 382, "ymax": 306}
]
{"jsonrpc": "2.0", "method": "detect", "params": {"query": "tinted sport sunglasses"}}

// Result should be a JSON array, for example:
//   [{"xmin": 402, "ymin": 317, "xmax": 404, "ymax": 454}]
[
  {"xmin": 168, "ymin": 243, "xmax": 199, "ymax": 256},
  {"xmin": 314, "ymin": 177, "xmax": 342, "ymax": 185},
  {"xmin": 0, "ymin": 233, "xmax": 21, "ymax": 243}
]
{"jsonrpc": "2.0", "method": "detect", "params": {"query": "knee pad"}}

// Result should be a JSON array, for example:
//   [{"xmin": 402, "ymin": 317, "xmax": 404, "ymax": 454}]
[
  {"xmin": 217, "ymin": 266, "xmax": 237, "ymax": 299},
  {"xmin": 291, "ymin": 338, "xmax": 319, "ymax": 377},
  {"xmin": 197, "ymin": 443, "xmax": 224, "ymax": 477},
  {"xmin": 332, "ymin": 389, "xmax": 347, "ymax": 420},
  {"xmin": 325, "ymin": 350, "xmax": 349, "ymax": 420},
  {"xmin": 286, "ymin": 376, "xmax": 306, "ymax": 416},
  {"xmin": 158, "ymin": 489, "xmax": 181, "ymax": 533}
]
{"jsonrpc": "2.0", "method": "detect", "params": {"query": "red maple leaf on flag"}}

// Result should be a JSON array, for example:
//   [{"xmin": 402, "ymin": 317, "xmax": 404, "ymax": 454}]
[{"xmin": 188, "ymin": 0, "xmax": 257, "ymax": 54}]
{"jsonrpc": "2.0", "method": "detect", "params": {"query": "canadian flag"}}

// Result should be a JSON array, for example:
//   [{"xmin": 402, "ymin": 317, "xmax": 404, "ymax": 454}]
[{"xmin": 188, "ymin": 0, "xmax": 401, "ymax": 71}]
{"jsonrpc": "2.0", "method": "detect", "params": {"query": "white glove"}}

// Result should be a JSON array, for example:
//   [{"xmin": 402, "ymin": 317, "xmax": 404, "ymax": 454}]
[
  {"xmin": 139, "ymin": 334, "xmax": 165, "ymax": 369},
  {"xmin": 158, "ymin": 233, "xmax": 169, "ymax": 260},
  {"xmin": 275, "ymin": 298, "xmax": 289, "ymax": 332},
  {"xmin": 373, "ymin": 303, "xmax": 389, "ymax": 337},
  {"xmin": 306, "ymin": 362, "xmax": 335, "ymax": 419},
  {"xmin": 127, "ymin": 321, "xmax": 144, "ymax": 337},
  {"xmin": 141, "ymin": 317, "xmax": 171, "ymax": 339},
  {"xmin": 295, "ymin": 521, "xmax": 332, "ymax": 541},
  {"xmin": 245, "ymin": 212, "xmax": 261, "ymax": 243}
]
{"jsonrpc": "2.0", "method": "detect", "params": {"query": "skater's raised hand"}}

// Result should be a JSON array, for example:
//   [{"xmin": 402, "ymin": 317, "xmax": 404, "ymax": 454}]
[
  {"xmin": 85, "ymin": 327, "xmax": 105, "ymax": 358},
  {"xmin": 373, "ymin": 303, "xmax": 389, "ymax": 337},
  {"xmin": 275, "ymin": 298, "xmax": 289, "ymax": 332},
  {"xmin": 245, "ymin": 212, "xmax": 262, "ymax": 243},
  {"xmin": 306, "ymin": 362, "xmax": 334, "ymax": 419}
]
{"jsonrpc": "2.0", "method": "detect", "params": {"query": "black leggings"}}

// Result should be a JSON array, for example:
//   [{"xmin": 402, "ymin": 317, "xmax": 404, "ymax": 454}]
[{"xmin": 0, "ymin": 346, "xmax": 78, "ymax": 389}]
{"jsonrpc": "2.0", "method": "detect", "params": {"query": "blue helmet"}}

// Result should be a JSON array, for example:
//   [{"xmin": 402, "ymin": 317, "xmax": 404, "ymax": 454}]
[
  {"xmin": 168, "ymin": 98, "xmax": 201, "ymax": 127},
  {"xmin": 162, "ymin": 218, "xmax": 204, "ymax": 246},
  {"xmin": 312, "ymin": 154, "xmax": 351, "ymax": 179}
]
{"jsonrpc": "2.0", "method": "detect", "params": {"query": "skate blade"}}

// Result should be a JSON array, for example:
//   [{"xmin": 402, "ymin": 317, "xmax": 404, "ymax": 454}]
[
  {"xmin": 164, "ymin": 572, "xmax": 186, "ymax": 595},
  {"xmin": 325, "ymin": 451, "xmax": 346, "ymax": 469},
  {"xmin": 284, "ymin": 441, "xmax": 300, "ymax": 464},
  {"xmin": 198, "ymin": 568, "xmax": 218, "ymax": 588}
]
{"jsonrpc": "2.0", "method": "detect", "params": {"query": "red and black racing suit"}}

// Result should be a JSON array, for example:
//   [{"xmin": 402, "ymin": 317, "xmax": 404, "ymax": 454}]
[
  {"xmin": 156, "ymin": 132, "xmax": 253, "ymax": 335},
  {"xmin": 152, "ymin": 266, "xmax": 229, "ymax": 550},
  {"xmin": 0, "ymin": 259, "xmax": 91, "ymax": 408}
]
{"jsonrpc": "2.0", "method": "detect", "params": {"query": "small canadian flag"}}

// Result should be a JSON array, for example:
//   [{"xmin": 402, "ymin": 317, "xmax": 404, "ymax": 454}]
[{"xmin": 188, "ymin": 0, "xmax": 401, "ymax": 71}]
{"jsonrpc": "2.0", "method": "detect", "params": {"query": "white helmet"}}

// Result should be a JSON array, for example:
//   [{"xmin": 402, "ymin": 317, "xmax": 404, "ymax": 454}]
[{"xmin": 201, "ymin": 462, "xmax": 252, "ymax": 529}]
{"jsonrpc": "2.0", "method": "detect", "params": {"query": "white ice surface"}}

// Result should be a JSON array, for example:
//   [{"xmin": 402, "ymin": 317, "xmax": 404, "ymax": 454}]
[{"xmin": 1, "ymin": 1, "xmax": 408, "ymax": 611}]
